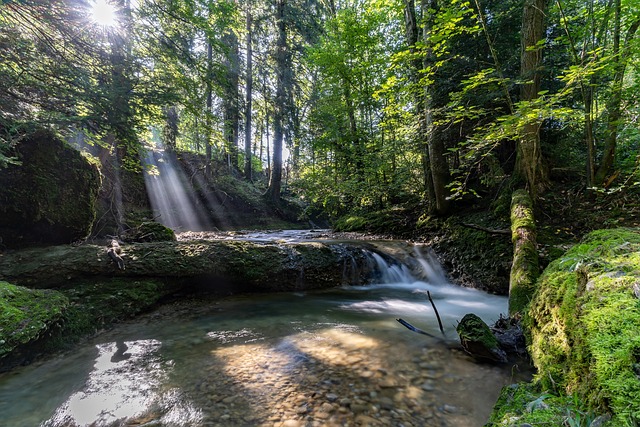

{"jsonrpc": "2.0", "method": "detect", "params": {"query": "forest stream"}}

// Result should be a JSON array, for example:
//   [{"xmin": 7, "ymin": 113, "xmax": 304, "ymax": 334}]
[{"xmin": 0, "ymin": 232, "xmax": 529, "ymax": 427}]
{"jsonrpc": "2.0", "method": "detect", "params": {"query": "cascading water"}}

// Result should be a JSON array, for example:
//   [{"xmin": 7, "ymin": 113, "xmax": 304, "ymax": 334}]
[
  {"xmin": 349, "ymin": 246, "xmax": 507, "ymax": 336},
  {"xmin": 0, "ymin": 234, "xmax": 522, "ymax": 427}
]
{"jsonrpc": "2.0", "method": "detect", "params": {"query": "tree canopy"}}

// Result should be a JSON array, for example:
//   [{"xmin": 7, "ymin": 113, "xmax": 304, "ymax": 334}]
[{"xmin": 1, "ymin": 0, "xmax": 639, "ymax": 214}]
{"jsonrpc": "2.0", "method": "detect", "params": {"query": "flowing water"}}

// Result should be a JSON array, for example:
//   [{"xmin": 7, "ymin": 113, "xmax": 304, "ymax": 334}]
[{"xmin": 0, "ymin": 238, "xmax": 529, "ymax": 427}]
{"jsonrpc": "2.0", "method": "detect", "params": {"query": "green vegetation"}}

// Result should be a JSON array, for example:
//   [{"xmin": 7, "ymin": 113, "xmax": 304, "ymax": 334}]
[
  {"xmin": 489, "ymin": 228, "xmax": 640, "ymax": 426},
  {"xmin": 486, "ymin": 383, "xmax": 598, "ymax": 426},
  {"xmin": 1, "ymin": 0, "xmax": 640, "ymax": 422},
  {"xmin": 53, "ymin": 279, "xmax": 169, "ymax": 344},
  {"xmin": 0, "ymin": 278, "xmax": 173, "ymax": 367}
]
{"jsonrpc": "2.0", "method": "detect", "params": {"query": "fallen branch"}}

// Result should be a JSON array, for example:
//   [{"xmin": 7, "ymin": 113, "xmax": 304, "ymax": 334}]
[
  {"xmin": 461, "ymin": 223, "xmax": 510, "ymax": 235},
  {"xmin": 396, "ymin": 318, "xmax": 437, "ymax": 338},
  {"xmin": 427, "ymin": 291, "xmax": 445, "ymax": 336}
]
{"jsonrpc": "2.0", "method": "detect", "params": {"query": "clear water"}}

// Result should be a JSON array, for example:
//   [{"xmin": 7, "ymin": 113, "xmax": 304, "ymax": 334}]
[{"xmin": 0, "ymin": 243, "xmax": 529, "ymax": 427}]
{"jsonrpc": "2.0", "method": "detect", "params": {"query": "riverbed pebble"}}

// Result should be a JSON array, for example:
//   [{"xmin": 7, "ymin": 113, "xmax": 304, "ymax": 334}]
[{"xmin": 82, "ymin": 303, "xmax": 522, "ymax": 427}]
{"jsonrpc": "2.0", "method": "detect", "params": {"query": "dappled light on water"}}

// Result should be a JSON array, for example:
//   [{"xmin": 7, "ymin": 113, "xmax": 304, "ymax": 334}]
[{"xmin": 41, "ymin": 340, "xmax": 203, "ymax": 427}]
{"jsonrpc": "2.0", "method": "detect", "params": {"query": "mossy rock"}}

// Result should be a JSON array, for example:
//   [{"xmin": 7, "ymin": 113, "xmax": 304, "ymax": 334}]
[
  {"xmin": 457, "ymin": 313, "xmax": 507, "ymax": 363},
  {"xmin": 0, "ymin": 281, "xmax": 69, "ymax": 358},
  {"xmin": 0, "ymin": 129, "xmax": 101, "ymax": 248},
  {"xmin": 524, "ymin": 227, "xmax": 640, "ymax": 425},
  {"xmin": 124, "ymin": 221, "xmax": 176, "ymax": 242}
]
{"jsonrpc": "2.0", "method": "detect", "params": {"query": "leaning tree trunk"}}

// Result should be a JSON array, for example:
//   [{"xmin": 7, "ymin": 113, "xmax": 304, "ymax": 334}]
[{"xmin": 509, "ymin": 189, "xmax": 539, "ymax": 316}]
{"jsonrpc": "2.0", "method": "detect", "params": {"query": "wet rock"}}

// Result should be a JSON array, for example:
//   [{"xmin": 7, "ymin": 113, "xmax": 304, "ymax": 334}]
[
  {"xmin": 456, "ymin": 313, "xmax": 507, "ymax": 363},
  {"xmin": 590, "ymin": 414, "xmax": 611, "ymax": 427}
]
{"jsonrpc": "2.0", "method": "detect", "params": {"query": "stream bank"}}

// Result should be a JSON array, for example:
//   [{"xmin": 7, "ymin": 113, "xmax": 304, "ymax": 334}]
[{"xmin": 486, "ymin": 228, "xmax": 640, "ymax": 426}]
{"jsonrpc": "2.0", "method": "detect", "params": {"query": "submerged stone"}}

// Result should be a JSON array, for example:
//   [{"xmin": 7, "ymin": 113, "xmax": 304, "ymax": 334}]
[{"xmin": 456, "ymin": 313, "xmax": 507, "ymax": 363}]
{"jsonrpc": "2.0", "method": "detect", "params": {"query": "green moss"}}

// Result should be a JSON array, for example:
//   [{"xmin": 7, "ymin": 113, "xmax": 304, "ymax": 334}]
[
  {"xmin": 510, "ymin": 189, "xmax": 536, "ymax": 235},
  {"xmin": 0, "ymin": 281, "xmax": 69, "ymax": 357},
  {"xmin": 524, "ymin": 228, "xmax": 640, "ymax": 425},
  {"xmin": 457, "ymin": 313, "xmax": 500, "ymax": 349},
  {"xmin": 42, "ymin": 279, "xmax": 170, "ymax": 352},
  {"xmin": 0, "ymin": 129, "xmax": 100, "ymax": 247},
  {"xmin": 509, "ymin": 189, "xmax": 540, "ymax": 315},
  {"xmin": 124, "ymin": 221, "xmax": 176, "ymax": 242},
  {"xmin": 334, "ymin": 215, "xmax": 368, "ymax": 231},
  {"xmin": 486, "ymin": 383, "xmax": 596, "ymax": 426}
]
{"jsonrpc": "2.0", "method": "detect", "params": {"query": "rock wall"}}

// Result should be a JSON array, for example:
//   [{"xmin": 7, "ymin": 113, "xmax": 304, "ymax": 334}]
[{"xmin": 0, "ymin": 130, "xmax": 100, "ymax": 248}]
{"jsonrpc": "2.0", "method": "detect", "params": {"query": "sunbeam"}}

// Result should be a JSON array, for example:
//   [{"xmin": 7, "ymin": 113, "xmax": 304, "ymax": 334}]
[{"xmin": 142, "ymin": 146, "xmax": 212, "ymax": 231}]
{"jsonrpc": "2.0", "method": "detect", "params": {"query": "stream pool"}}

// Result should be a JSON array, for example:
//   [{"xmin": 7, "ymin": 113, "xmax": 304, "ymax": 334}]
[{"xmin": 0, "ymin": 239, "xmax": 529, "ymax": 426}]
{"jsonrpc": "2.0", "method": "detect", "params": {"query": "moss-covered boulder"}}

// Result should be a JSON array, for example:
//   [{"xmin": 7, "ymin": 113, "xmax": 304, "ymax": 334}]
[
  {"xmin": 527, "ymin": 228, "xmax": 640, "ymax": 424},
  {"xmin": 488, "ymin": 228, "xmax": 640, "ymax": 425},
  {"xmin": 457, "ymin": 313, "xmax": 507, "ymax": 363},
  {"xmin": 0, "ymin": 129, "xmax": 101, "ymax": 248},
  {"xmin": 0, "ymin": 281, "xmax": 69, "ymax": 358}
]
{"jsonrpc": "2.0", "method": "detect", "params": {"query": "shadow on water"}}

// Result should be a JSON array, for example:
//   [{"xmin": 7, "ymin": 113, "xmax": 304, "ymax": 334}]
[{"xmin": 0, "ymin": 235, "xmax": 530, "ymax": 426}]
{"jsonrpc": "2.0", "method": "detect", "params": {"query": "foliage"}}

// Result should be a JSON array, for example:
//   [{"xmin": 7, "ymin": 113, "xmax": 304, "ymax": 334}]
[{"xmin": 486, "ymin": 383, "xmax": 596, "ymax": 426}]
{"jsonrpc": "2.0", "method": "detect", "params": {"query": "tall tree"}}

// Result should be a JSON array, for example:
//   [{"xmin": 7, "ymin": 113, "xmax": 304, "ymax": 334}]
[
  {"xmin": 422, "ymin": 0, "xmax": 451, "ymax": 215},
  {"xmin": 265, "ymin": 0, "xmax": 288, "ymax": 202},
  {"xmin": 244, "ymin": 6, "xmax": 254, "ymax": 180},
  {"xmin": 222, "ymin": 6, "xmax": 240, "ymax": 171},
  {"xmin": 594, "ymin": 0, "xmax": 640, "ymax": 185},
  {"xmin": 516, "ymin": 0, "xmax": 548, "ymax": 196}
]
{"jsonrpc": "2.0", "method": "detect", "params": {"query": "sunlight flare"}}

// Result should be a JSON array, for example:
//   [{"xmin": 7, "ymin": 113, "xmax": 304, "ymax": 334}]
[{"xmin": 90, "ymin": 0, "xmax": 118, "ymax": 28}]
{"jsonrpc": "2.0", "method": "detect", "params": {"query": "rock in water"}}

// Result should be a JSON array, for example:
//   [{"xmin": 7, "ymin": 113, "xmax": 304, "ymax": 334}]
[{"xmin": 456, "ymin": 313, "xmax": 507, "ymax": 363}]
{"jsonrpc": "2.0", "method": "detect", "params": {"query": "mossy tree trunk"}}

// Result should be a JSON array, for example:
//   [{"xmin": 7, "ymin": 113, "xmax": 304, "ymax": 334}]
[{"xmin": 509, "ymin": 189, "xmax": 539, "ymax": 315}]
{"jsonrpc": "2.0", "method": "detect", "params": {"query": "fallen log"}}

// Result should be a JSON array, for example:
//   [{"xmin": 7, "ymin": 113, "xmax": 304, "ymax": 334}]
[{"xmin": 0, "ymin": 240, "xmax": 374, "ymax": 291}]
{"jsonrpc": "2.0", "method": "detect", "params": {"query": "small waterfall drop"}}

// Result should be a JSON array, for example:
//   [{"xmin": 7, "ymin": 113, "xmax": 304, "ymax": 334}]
[{"xmin": 345, "ymin": 244, "xmax": 507, "ymax": 334}]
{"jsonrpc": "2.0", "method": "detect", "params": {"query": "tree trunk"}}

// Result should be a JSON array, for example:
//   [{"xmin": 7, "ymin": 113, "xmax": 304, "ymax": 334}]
[
  {"xmin": 244, "ymin": 8, "xmax": 254, "ymax": 181},
  {"xmin": 509, "ymin": 189, "xmax": 539, "ymax": 316},
  {"xmin": 423, "ymin": 0, "xmax": 450, "ymax": 215},
  {"xmin": 595, "ymin": 5, "xmax": 640, "ymax": 185},
  {"xmin": 205, "ymin": 41, "xmax": 213, "ymax": 177},
  {"xmin": 162, "ymin": 106, "xmax": 178, "ymax": 151},
  {"xmin": 516, "ymin": 0, "xmax": 548, "ymax": 197},
  {"xmin": 223, "ymin": 27, "xmax": 240, "ymax": 171},
  {"xmin": 266, "ymin": 0, "xmax": 287, "ymax": 203}
]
